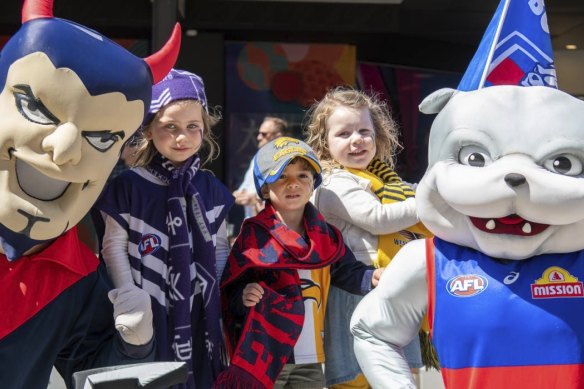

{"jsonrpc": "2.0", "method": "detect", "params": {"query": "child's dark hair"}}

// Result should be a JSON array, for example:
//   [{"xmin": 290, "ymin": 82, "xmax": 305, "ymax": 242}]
[{"xmin": 291, "ymin": 157, "xmax": 317, "ymax": 177}]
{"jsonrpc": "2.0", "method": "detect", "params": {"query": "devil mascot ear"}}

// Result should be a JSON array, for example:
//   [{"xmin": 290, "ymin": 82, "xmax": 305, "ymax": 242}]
[{"xmin": 0, "ymin": 0, "xmax": 180, "ymax": 259}]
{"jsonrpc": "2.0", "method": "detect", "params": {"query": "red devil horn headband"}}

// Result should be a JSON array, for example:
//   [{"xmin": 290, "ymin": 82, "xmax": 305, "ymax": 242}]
[
  {"xmin": 22, "ymin": 0, "xmax": 181, "ymax": 84},
  {"xmin": 21, "ymin": 0, "xmax": 53, "ymax": 21},
  {"xmin": 144, "ymin": 24, "xmax": 182, "ymax": 84}
]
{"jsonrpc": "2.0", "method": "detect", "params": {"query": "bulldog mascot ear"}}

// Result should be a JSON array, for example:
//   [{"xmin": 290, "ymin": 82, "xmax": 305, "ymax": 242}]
[
  {"xmin": 351, "ymin": 1, "xmax": 584, "ymax": 388},
  {"xmin": 0, "ymin": 0, "xmax": 180, "ymax": 259}
]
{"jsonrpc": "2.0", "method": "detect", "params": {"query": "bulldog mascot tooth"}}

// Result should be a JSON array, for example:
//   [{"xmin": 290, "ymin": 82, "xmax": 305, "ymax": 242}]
[
  {"xmin": 0, "ymin": 0, "xmax": 180, "ymax": 387},
  {"xmin": 350, "ymin": 1, "xmax": 584, "ymax": 388}
]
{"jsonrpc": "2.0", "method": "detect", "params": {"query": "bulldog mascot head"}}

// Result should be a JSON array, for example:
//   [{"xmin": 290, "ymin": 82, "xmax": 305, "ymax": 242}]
[
  {"xmin": 351, "ymin": 1, "xmax": 584, "ymax": 388},
  {"xmin": 0, "ymin": 1, "xmax": 181, "ymax": 387},
  {"xmin": 0, "ymin": 0, "xmax": 180, "ymax": 258}
]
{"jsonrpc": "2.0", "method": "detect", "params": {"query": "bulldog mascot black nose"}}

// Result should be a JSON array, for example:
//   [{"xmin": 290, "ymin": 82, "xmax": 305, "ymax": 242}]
[{"xmin": 0, "ymin": 0, "xmax": 181, "ymax": 387}]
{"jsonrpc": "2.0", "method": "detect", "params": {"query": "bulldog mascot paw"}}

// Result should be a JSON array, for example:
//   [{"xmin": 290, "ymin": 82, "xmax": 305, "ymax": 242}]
[
  {"xmin": 0, "ymin": 0, "xmax": 180, "ymax": 387},
  {"xmin": 350, "ymin": 1, "xmax": 584, "ymax": 388}
]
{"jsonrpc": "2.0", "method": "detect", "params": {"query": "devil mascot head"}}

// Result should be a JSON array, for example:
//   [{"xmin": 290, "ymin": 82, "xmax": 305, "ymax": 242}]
[
  {"xmin": 0, "ymin": 0, "xmax": 180, "ymax": 258},
  {"xmin": 0, "ymin": 0, "xmax": 180, "ymax": 387}
]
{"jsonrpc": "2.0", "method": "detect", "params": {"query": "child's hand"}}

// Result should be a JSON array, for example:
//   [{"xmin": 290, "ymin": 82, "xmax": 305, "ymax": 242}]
[
  {"xmin": 371, "ymin": 267, "xmax": 385, "ymax": 288},
  {"xmin": 233, "ymin": 189, "xmax": 258, "ymax": 206},
  {"xmin": 242, "ymin": 282, "xmax": 264, "ymax": 307}
]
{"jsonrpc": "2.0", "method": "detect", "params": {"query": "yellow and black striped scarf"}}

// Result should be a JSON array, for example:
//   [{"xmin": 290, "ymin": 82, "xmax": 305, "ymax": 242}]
[
  {"xmin": 348, "ymin": 159, "xmax": 440, "ymax": 369},
  {"xmin": 347, "ymin": 158, "xmax": 432, "ymax": 268}
]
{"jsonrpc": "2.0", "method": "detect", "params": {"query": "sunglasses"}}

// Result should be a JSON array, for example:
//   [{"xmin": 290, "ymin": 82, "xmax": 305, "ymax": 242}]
[{"xmin": 258, "ymin": 131, "xmax": 280, "ymax": 138}]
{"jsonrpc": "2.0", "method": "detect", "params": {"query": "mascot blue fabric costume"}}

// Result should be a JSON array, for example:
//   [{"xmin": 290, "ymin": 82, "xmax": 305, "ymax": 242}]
[
  {"xmin": 0, "ymin": 0, "xmax": 180, "ymax": 387},
  {"xmin": 350, "ymin": 0, "xmax": 584, "ymax": 388}
]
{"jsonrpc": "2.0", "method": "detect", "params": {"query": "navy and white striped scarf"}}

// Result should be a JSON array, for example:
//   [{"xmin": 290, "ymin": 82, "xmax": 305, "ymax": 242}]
[{"xmin": 146, "ymin": 153, "xmax": 225, "ymax": 388}]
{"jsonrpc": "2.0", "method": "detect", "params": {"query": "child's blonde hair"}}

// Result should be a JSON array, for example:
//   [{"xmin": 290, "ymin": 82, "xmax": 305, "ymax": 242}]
[
  {"xmin": 304, "ymin": 87, "xmax": 401, "ymax": 171},
  {"xmin": 130, "ymin": 100, "xmax": 221, "ymax": 167}
]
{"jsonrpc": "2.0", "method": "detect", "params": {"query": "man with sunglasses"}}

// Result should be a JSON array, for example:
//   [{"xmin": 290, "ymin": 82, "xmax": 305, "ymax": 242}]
[{"xmin": 233, "ymin": 116, "xmax": 288, "ymax": 218}]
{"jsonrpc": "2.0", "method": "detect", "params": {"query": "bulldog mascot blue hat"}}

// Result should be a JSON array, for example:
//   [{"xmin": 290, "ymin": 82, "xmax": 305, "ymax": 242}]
[
  {"xmin": 0, "ymin": 0, "xmax": 181, "ymax": 387},
  {"xmin": 351, "ymin": 1, "xmax": 584, "ymax": 388}
]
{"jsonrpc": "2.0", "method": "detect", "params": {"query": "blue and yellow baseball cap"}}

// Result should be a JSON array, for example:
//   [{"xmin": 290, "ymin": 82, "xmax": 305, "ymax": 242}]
[{"xmin": 253, "ymin": 137, "xmax": 322, "ymax": 196}]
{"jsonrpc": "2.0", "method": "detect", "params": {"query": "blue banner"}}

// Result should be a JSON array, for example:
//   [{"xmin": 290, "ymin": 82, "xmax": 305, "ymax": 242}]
[{"xmin": 458, "ymin": 0, "xmax": 557, "ymax": 91}]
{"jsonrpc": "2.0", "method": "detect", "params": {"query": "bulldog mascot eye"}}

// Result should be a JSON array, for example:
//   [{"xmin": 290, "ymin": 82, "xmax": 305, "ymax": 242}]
[
  {"xmin": 0, "ymin": 1, "xmax": 181, "ymax": 387},
  {"xmin": 350, "ymin": 1, "xmax": 584, "ymax": 388},
  {"xmin": 458, "ymin": 145, "xmax": 493, "ymax": 167},
  {"xmin": 543, "ymin": 154, "xmax": 584, "ymax": 176}
]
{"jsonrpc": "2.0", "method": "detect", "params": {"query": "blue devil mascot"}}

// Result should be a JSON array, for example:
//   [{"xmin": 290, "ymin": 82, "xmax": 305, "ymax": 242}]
[{"xmin": 0, "ymin": 0, "xmax": 182, "ymax": 387}]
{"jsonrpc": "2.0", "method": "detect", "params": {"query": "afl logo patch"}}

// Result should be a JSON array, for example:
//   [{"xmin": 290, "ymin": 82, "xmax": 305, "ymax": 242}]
[
  {"xmin": 138, "ymin": 233, "xmax": 162, "ymax": 257},
  {"xmin": 446, "ymin": 274, "xmax": 488, "ymax": 297}
]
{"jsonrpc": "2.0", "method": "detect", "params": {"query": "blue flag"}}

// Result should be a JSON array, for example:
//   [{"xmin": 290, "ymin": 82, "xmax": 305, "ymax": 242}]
[{"xmin": 458, "ymin": 0, "xmax": 557, "ymax": 91}]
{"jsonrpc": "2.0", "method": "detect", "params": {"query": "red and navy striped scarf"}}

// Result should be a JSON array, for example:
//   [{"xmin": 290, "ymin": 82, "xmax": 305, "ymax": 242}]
[{"xmin": 215, "ymin": 202, "xmax": 345, "ymax": 388}]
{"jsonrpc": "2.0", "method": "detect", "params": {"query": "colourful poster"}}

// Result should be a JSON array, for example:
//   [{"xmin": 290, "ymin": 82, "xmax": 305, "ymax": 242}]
[
  {"xmin": 356, "ymin": 63, "xmax": 460, "ymax": 182},
  {"xmin": 225, "ymin": 42, "xmax": 356, "ymax": 191}
]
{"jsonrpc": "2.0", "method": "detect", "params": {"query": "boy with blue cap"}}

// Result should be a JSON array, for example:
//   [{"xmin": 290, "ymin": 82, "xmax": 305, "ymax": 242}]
[{"xmin": 216, "ymin": 137, "xmax": 383, "ymax": 389}]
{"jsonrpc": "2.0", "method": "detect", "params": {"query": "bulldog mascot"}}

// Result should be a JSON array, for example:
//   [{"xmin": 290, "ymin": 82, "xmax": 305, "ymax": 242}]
[
  {"xmin": 350, "ymin": 1, "xmax": 584, "ymax": 388},
  {"xmin": 0, "ymin": 0, "xmax": 180, "ymax": 387}
]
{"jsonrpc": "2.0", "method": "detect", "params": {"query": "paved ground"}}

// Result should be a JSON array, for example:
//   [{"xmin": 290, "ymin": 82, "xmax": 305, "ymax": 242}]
[
  {"xmin": 49, "ymin": 367, "xmax": 445, "ymax": 389},
  {"xmin": 48, "ymin": 368, "xmax": 66, "ymax": 389},
  {"xmin": 420, "ymin": 368, "xmax": 446, "ymax": 389}
]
